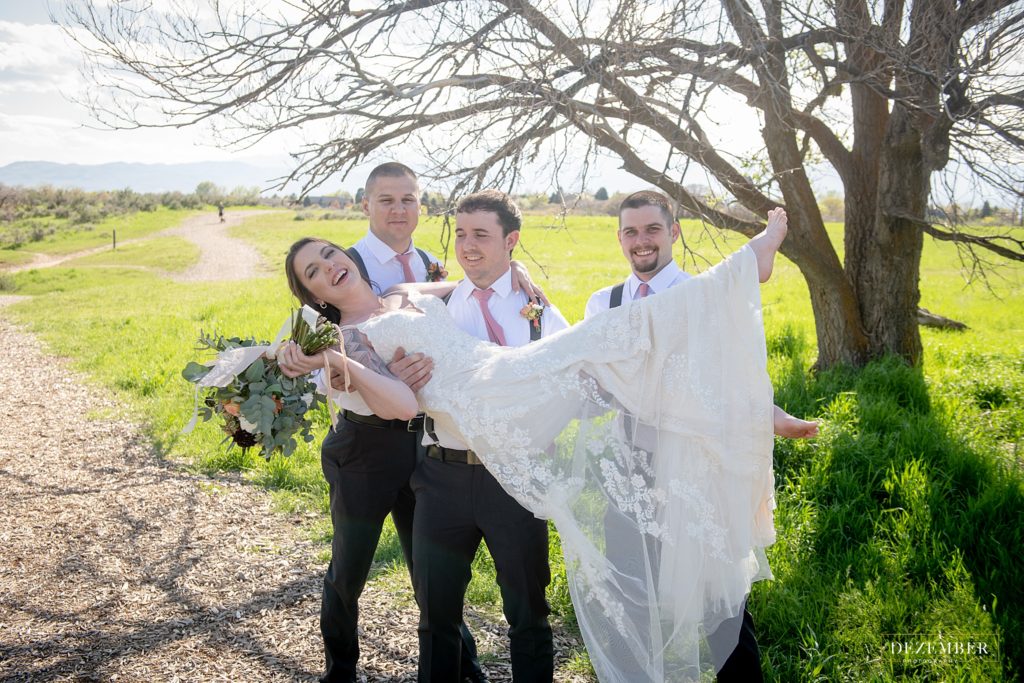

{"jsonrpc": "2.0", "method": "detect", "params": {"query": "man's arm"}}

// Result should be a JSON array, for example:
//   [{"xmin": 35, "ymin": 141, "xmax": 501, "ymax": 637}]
[{"xmin": 387, "ymin": 347, "xmax": 434, "ymax": 393}]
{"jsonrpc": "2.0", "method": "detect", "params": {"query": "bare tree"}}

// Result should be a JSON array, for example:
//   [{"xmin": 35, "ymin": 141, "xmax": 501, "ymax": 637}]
[{"xmin": 60, "ymin": 0, "xmax": 1024, "ymax": 367}]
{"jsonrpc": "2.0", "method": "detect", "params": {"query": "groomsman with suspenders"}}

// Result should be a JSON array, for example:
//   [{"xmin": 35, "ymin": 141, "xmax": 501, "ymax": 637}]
[
  {"xmin": 584, "ymin": 190, "xmax": 764, "ymax": 682},
  {"xmin": 346, "ymin": 163, "xmax": 442, "ymax": 294},
  {"xmin": 391, "ymin": 190, "xmax": 568, "ymax": 683},
  {"xmin": 315, "ymin": 162, "xmax": 488, "ymax": 682}
]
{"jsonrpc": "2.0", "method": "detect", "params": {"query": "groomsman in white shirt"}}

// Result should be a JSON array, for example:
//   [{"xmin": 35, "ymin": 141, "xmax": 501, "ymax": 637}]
[
  {"xmin": 392, "ymin": 190, "xmax": 568, "ymax": 683},
  {"xmin": 585, "ymin": 190, "xmax": 765, "ymax": 681},
  {"xmin": 347, "ymin": 162, "xmax": 442, "ymax": 292},
  {"xmin": 585, "ymin": 190, "xmax": 816, "ymax": 682},
  {"xmin": 313, "ymin": 161, "xmax": 495, "ymax": 683},
  {"xmin": 584, "ymin": 190, "xmax": 691, "ymax": 317}
]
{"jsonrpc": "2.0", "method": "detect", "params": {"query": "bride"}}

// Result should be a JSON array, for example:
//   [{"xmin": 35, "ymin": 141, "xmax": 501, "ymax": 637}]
[{"xmin": 279, "ymin": 210, "xmax": 789, "ymax": 682}]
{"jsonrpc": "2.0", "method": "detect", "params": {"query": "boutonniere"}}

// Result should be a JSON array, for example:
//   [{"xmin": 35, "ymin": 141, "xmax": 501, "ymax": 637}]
[
  {"xmin": 426, "ymin": 262, "xmax": 448, "ymax": 282},
  {"xmin": 520, "ymin": 299, "xmax": 545, "ymax": 329}
]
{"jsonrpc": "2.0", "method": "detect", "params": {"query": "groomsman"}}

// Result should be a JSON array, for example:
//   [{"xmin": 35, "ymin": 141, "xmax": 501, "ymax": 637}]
[
  {"xmin": 315, "ymin": 161, "xmax": 487, "ymax": 683},
  {"xmin": 585, "ymin": 189, "xmax": 764, "ymax": 682},
  {"xmin": 393, "ymin": 190, "xmax": 568, "ymax": 683},
  {"xmin": 348, "ymin": 162, "xmax": 443, "ymax": 292},
  {"xmin": 347, "ymin": 163, "xmax": 542, "ymax": 295}
]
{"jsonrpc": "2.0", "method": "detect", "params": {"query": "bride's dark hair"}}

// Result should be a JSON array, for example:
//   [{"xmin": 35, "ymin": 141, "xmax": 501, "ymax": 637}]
[{"xmin": 285, "ymin": 237, "xmax": 373, "ymax": 324}]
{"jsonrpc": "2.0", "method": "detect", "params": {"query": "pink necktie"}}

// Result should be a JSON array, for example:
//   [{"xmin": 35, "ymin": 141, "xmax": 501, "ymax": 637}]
[
  {"xmin": 637, "ymin": 282, "xmax": 651, "ymax": 298},
  {"xmin": 395, "ymin": 252, "xmax": 417, "ymax": 283},
  {"xmin": 471, "ymin": 288, "xmax": 507, "ymax": 346}
]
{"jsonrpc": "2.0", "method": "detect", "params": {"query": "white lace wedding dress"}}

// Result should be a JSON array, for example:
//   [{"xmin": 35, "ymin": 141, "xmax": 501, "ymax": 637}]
[{"xmin": 359, "ymin": 244, "xmax": 776, "ymax": 682}]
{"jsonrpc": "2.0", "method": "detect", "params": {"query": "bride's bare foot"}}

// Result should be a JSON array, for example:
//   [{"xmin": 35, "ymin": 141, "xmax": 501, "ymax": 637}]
[
  {"xmin": 750, "ymin": 207, "xmax": 788, "ymax": 282},
  {"xmin": 774, "ymin": 405, "xmax": 819, "ymax": 439}
]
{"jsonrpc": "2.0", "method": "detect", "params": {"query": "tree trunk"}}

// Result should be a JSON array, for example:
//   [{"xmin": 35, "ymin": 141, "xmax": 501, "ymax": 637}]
[{"xmin": 847, "ymin": 103, "xmax": 927, "ymax": 365}]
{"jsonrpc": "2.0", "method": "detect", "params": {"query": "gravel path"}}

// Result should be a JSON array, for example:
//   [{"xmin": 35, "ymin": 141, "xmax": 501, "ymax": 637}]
[
  {"xmin": 7, "ymin": 209, "xmax": 274, "ymax": 280},
  {"xmin": 163, "ymin": 211, "xmax": 275, "ymax": 282},
  {"xmin": 8, "ymin": 245, "xmax": 121, "ymax": 273},
  {"xmin": 0, "ymin": 317, "xmax": 329, "ymax": 682}
]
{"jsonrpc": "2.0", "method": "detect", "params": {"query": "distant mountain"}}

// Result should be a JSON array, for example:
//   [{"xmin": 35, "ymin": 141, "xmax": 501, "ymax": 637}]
[{"xmin": 0, "ymin": 160, "xmax": 293, "ymax": 194}]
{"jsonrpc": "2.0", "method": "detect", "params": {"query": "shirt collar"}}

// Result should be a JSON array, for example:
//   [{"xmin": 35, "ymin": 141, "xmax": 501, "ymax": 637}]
[
  {"xmin": 627, "ymin": 260, "xmax": 681, "ymax": 298},
  {"xmin": 456, "ymin": 267, "xmax": 514, "ymax": 301},
  {"xmin": 363, "ymin": 229, "xmax": 413, "ymax": 264}
]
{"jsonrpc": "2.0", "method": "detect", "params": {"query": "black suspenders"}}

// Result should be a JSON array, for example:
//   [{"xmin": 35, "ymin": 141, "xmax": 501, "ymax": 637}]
[
  {"xmin": 415, "ymin": 248, "xmax": 432, "ymax": 271},
  {"xmin": 348, "ymin": 245, "xmax": 434, "ymax": 288},
  {"xmin": 609, "ymin": 282, "xmax": 626, "ymax": 309}
]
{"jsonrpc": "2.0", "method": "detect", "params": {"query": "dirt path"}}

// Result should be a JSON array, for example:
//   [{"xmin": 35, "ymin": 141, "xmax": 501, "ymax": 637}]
[
  {"xmin": 162, "ymin": 210, "xmax": 275, "ymax": 282},
  {"xmin": 0, "ymin": 317, "xmax": 327, "ymax": 681},
  {"xmin": 7, "ymin": 210, "xmax": 275, "ymax": 281},
  {"xmin": 8, "ymin": 244, "xmax": 123, "ymax": 273}
]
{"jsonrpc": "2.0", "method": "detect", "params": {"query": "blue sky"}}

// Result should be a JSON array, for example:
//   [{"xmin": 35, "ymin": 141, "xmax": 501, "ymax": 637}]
[
  {"xmin": 0, "ymin": 3, "xmax": 310, "ymax": 179},
  {"xmin": 1, "ymin": 2, "xmax": 762, "ymax": 196}
]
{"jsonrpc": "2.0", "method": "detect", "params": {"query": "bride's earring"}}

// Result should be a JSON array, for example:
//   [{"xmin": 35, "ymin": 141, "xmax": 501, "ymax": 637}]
[{"xmin": 318, "ymin": 301, "xmax": 327, "ymax": 309}]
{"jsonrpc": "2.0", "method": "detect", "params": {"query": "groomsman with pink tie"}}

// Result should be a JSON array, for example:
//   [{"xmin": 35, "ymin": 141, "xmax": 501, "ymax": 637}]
[
  {"xmin": 393, "ymin": 190, "xmax": 568, "ymax": 683},
  {"xmin": 347, "ymin": 162, "xmax": 443, "ymax": 292},
  {"xmin": 315, "ymin": 162, "xmax": 493, "ymax": 683},
  {"xmin": 585, "ymin": 190, "xmax": 817, "ymax": 682}
]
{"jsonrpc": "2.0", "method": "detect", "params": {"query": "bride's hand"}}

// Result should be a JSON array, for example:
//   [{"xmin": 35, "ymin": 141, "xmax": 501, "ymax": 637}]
[
  {"xmin": 510, "ymin": 260, "xmax": 550, "ymax": 305},
  {"xmin": 277, "ymin": 341, "xmax": 325, "ymax": 378}
]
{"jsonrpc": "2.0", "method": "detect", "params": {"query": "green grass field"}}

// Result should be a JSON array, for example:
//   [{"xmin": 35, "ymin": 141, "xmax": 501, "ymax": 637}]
[
  {"xmin": 4, "ymin": 209, "xmax": 1022, "ymax": 681},
  {"xmin": 0, "ymin": 207, "xmax": 198, "ymax": 259}
]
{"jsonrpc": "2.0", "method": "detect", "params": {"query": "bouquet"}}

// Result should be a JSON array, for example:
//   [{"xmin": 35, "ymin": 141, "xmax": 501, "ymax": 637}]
[{"xmin": 181, "ymin": 307, "xmax": 338, "ymax": 458}]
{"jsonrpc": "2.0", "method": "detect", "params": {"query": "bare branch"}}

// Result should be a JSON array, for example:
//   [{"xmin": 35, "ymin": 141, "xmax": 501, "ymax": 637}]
[{"xmin": 889, "ymin": 210, "xmax": 1024, "ymax": 262}]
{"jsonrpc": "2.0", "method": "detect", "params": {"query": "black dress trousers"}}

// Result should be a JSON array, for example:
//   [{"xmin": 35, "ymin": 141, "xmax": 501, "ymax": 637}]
[
  {"xmin": 411, "ymin": 456, "xmax": 553, "ymax": 683},
  {"xmin": 318, "ymin": 422, "xmax": 485, "ymax": 683},
  {"xmin": 319, "ymin": 421, "xmax": 418, "ymax": 682}
]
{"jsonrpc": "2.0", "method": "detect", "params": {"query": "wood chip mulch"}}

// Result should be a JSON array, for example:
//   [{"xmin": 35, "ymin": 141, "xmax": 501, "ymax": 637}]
[{"xmin": 0, "ymin": 316, "xmax": 591, "ymax": 682}]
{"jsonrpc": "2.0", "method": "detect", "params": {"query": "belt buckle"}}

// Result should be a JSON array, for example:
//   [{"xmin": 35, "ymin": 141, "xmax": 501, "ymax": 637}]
[{"xmin": 407, "ymin": 415, "xmax": 424, "ymax": 432}]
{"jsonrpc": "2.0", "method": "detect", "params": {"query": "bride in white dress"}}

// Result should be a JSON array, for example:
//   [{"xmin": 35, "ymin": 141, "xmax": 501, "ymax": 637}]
[{"xmin": 280, "ymin": 210, "xmax": 789, "ymax": 682}]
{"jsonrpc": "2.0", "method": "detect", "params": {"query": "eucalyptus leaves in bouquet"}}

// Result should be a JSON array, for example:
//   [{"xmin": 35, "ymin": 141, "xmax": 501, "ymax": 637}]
[{"xmin": 181, "ymin": 307, "xmax": 338, "ymax": 458}]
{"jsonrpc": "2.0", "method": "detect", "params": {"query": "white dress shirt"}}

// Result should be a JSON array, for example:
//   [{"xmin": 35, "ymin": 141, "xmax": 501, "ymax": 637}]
[
  {"xmin": 427, "ymin": 267, "xmax": 570, "ymax": 450},
  {"xmin": 583, "ymin": 260, "xmax": 691, "ymax": 319},
  {"xmin": 352, "ymin": 229, "xmax": 440, "ymax": 294}
]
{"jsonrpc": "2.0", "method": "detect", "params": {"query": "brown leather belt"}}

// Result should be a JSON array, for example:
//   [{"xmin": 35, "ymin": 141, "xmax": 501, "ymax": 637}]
[
  {"xmin": 343, "ymin": 410, "xmax": 424, "ymax": 432},
  {"xmin": 426, "ymin": 444, "xmax": 484, "ymax": 466}
]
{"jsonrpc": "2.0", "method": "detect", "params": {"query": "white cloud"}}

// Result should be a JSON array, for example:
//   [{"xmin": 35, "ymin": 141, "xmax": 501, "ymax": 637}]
[{"xmin": 0, "ymin": 20, "xmax": 83, "ymax": 95}]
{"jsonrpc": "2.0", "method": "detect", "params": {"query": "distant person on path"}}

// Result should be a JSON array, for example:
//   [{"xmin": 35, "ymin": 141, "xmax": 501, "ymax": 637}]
[{"xmin": 217, "ymin": 203, "xmax": 225, "ymax": 223}]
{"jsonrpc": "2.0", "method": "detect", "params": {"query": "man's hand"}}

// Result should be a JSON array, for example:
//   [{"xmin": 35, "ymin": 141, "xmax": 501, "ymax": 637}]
[
  {"xmin": 388, "ymin": 347, "xmax": 434, "ymax": 392},
  {"xmin": 328, "ymin": 368, "xmax": 354, "ymax": 392},
  {"xmin": 510, "ymin": 260, "xmax": 550, "ymax": 305}
]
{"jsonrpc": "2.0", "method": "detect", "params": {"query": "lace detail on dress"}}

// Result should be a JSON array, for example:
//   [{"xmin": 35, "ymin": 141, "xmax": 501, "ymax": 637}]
[{"xmin": 358, "ymin": 247, "xmax": 775, "ymax": 682}]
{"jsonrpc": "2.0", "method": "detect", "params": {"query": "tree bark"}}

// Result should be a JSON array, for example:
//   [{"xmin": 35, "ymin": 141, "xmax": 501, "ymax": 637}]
[{"xmin": 848, "ymin": 103, "xmax": 927, "ymax": 364}]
